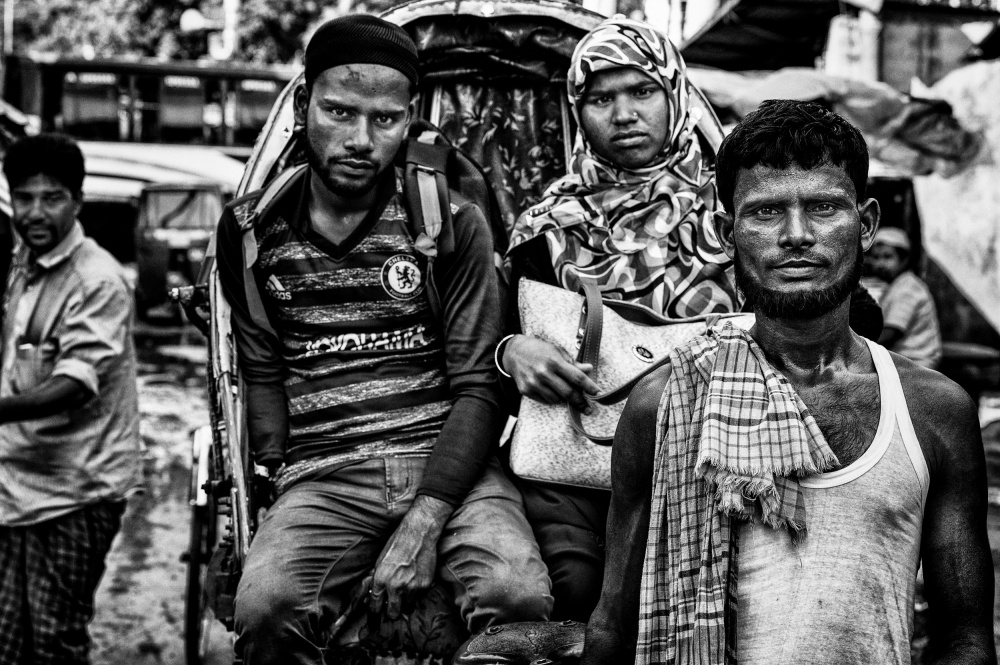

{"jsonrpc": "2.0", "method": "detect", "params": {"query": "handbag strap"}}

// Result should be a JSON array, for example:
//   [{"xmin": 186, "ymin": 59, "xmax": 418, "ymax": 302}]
[
  {"xmin": 567, "ymin": 280, "xmax": 711, "ymax": 446},
  {"xmin": 591, "ymin": 354, "xmax": 674, "ymax": 405},
  {"xmin": 575, "ymin": 280, "xmax": 604, "ymax": 369},
  {"xmin": 567, "ymin": 353, "xmax": 674, "ymax": 446},
  {"xmin": 568, "ymin": 280, "xmax": 659, "ymax": 446}
]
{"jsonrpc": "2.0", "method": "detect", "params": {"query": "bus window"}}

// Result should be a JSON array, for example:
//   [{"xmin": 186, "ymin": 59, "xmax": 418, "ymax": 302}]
[
  {"xmin": 61, "ymin": 71, "xmax": 119, "ymax": 140},
  {"xmin": 161, "ymin": 75, "xmax": 206, "ymax": 144},
  {"xmin": 234, "ymin": 78, "xmax": 279, "ymax": 145},
  {"xmin": 7, "ymin": 55, "xmax": 294, "ymax": 149},
  {"xmin": 130, "ymin": 75, "xmax": 161, "ymax": 143}
]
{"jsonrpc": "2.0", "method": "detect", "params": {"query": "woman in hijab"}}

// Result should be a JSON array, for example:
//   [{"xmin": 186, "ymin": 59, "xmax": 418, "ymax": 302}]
[{"xmin": 496, "ymin": 16, "xmax": 738, "ymax": 622}]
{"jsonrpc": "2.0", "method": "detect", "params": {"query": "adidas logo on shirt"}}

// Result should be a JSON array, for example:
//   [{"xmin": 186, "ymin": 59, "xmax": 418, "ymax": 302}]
[{"xmin": 265, "ymin": 274, "xmax": 292, "ymax": 301}]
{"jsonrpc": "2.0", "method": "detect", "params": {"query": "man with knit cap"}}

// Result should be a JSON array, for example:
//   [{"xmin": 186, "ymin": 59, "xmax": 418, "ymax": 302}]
[
  {"xmin": 214, "ymin": 14, "xmax": 552, "ymax": 664},
  {"xmin": 865, "ymin": 226, "xmax": 942, "ymax": 368}
]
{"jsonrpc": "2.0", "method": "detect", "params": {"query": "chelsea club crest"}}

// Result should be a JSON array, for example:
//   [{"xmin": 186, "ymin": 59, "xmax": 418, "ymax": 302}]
[{"xmin": 381, "ymin": 255, "xmax": 424, "ymax": 300}]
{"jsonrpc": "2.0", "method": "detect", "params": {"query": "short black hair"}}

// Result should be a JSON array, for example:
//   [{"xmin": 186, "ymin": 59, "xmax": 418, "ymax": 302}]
[
  {"xmin": 715, "ymin": 99, "xmax": 869, "ymax": 215},
  {"xmin": 3, "ymin": 133, "xmax": 85, "ymax": 197}
]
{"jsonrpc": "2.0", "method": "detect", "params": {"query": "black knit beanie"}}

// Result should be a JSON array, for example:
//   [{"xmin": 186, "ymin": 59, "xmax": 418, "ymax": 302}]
[{"xmin": 305, "ymin": 14, "xmax": 419, "ymax": 90}]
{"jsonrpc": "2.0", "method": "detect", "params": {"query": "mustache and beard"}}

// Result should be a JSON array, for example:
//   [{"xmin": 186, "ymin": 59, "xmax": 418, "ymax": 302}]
[
  {"xmin": 734, "ymin": 240, "xmax": 864, "ymax": 319},
  {"xmin": 302, "ymin": 118, "xmax": 382, "ymax": 199}
]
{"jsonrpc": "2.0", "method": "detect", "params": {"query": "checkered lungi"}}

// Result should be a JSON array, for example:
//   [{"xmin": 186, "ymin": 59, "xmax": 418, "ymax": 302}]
[{"xmin": 0, "ymin": 500, "xmax": 125, "ymax": 665}]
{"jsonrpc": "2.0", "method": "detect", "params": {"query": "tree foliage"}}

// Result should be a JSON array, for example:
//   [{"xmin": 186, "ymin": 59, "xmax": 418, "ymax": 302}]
[
  {"xmin": 9, "ymin": 0, "xmax": 623, "ymax": 64},
  {"xmin": 233, "ymin": 0, "xmax": 412, "ymax": 64},
  {"xmin": 13, "ymin": 0, "xmax": 204, "ymax": 59},
  {"xmin": 12, "ymin": 0, "xmax": 371, "ymax": 63},
  {"xmin": 234, "ymin": 0, "xmax": 322, "ymax": 63}
]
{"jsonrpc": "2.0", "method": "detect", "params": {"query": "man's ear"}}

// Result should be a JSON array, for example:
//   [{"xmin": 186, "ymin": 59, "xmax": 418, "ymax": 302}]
[
  {"xmin": 404, "ymin": 96, "xmax": 417, "ymax": 134},
  {"xmin": 713, "ymin": 210, "xmax": 736, "ymax": 260},
  {"xmin": 292, "ymin": 83, "xmax": 310, "ymax": 128},
  {"xmin": 858, "ymin": 197, "xmax": 880, "ymax": 252}
]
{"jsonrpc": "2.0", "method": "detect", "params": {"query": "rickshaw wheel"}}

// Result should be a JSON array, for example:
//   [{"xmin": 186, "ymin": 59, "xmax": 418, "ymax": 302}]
[
  {"xmin": 184, "ymin": 426, "xmax": 219, "ymax": 665},
  {"xmin": 185, "ymin": 498, "xmax": 218, "ymax": 665}
]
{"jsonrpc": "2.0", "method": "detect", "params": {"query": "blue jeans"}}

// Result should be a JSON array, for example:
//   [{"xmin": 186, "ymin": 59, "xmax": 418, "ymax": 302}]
[{"xmin": 234, "ymin": 456, "xmax": 552, "ymax": 664}]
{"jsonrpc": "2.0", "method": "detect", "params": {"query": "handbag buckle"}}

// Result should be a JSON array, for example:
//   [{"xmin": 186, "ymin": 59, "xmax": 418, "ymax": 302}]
[{"xmin": 632, "ymin": 345, "xmax": 654, "ymax": 363}]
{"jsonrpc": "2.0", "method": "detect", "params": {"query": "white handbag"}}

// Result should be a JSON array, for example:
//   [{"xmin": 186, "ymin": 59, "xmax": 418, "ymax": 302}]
[{"xmin": 508, "ymin": 278, "xmax": 753, "ymax": 489}]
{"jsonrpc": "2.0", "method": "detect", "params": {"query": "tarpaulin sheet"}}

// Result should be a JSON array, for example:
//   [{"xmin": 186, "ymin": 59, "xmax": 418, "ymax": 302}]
[
  {"xmin": 687, "ymin": 66, "xmax": 982, "ymax": 177},
  {"xmin": 681, "ymin": 0, "xmax": 841, "ymax": 71},
  {"xmin": 912, "ymin": 60, "xmax": 1000, "ymax": 334}
]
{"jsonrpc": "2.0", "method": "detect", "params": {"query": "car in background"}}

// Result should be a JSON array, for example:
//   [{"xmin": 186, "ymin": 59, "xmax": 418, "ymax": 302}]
[
  {"xmin": 78, "ymin": 142, "xmax": 244, "ymax": 319},
  {"xmin": 134, "ymin": 182, "xmax": 226, "ymax": 318}
]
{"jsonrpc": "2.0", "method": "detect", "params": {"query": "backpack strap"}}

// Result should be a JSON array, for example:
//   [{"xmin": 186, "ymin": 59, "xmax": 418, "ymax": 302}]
[
  {"xmin": 403, "ymin": 132, "xmax": 453, "ymax": 321},
  {"xmin": 236, "ymin": 163, "xmax": 308, "ymax": 338}
]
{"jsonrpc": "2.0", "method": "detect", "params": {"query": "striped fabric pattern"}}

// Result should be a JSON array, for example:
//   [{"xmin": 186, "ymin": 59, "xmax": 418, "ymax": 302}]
[
  {"xmin": 638, "ymin": 324, "xmax": 837, "ymax": 664},
  {"xmin": 254, "ymin": 191, "xmax": 450, "ymax": 465}
]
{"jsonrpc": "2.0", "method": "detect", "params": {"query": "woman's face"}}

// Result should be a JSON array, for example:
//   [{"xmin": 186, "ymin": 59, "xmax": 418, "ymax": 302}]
[{"xmin": 578, "ymin": 67, "xmax": 669, "ymax": 170}]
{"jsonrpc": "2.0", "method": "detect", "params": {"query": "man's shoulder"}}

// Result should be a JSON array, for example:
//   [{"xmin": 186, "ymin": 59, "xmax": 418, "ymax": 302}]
[
  {"xmin": 70, "ymin": 237, "xmax": 130, "ymax": 290},
  {"xmin": 629, "ymin": 364, "xmax": 674, "ymax": 418},
  {"xmin": 223, "ymin": 189, "xmax": 267, "ymax": 231},
  {"xmin": 446, "ymin": 187, "xmax": 477, "ymax": 212},
  {"xmin": 889, "ymin": 271, "xmax": 933, "ymax": 299},
  {"xmin": 893, "ymin": 350, "xmax": 965, "ymax": 406},
  {"xmin": 444, "ymin": 188, "xmax": 490, "ymax": 228},
  {"xmin": 222, "ymin": 163, "xmax": 309, "ymax": 232},
  {"xmin": 892, "ymin": 351, "xmax": 979, "ymax": 467}
]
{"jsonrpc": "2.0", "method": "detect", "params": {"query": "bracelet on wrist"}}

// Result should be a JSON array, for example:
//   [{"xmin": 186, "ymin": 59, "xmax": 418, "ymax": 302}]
[{"xmin": 494, "ymin": 334, "xmax": 516, "ymax": 379}]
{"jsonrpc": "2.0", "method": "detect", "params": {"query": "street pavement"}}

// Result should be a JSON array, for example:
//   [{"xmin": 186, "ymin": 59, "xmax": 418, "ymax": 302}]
[{"xmin": 90, "ymin": 330, "xmax": 233, "ymax": 664}]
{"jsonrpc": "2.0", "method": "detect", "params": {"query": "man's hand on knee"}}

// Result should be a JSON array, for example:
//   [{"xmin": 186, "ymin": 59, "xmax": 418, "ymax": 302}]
[{"xmin": 370, "ymin": 495, "xmax": 453, "ymax": 619}]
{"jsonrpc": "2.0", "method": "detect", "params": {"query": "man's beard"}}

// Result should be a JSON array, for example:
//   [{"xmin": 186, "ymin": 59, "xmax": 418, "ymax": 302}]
[
  {"xmin": 303, "ymin": 130, "xmax": 381, "ymax": 199},
  {"xmin": 734, "ymin": 241, "xmax": 863, "ymax": 319}
]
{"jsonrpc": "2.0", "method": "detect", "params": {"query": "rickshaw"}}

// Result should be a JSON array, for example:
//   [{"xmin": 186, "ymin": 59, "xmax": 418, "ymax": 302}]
[{"xmin": 176, "ymin": 1, "xmax": 728, "ymax": 663}]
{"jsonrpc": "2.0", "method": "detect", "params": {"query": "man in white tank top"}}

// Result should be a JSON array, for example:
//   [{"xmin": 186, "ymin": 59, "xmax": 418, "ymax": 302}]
[{"xmin": 582, "ymin": 100, "xmax": 995, "ymax": 665}]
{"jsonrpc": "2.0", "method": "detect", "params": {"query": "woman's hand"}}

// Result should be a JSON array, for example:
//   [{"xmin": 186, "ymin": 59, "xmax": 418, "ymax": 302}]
[{"xmin": 502, "ymin": 334, "xmax": 599, "ymax": 412}]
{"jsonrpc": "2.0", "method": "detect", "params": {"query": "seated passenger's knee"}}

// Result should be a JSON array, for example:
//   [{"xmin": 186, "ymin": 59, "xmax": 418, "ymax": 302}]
[
  {"xmin": 468, "ymin": 566, "xmax": 553, "ymax": 630},
  {"xmin": 234, "ymin": 569, "xmax": 305, "ymax": 637}
]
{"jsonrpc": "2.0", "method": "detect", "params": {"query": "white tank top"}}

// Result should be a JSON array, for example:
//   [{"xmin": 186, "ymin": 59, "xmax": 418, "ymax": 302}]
[{"xmin": 736, "ymin": 340, "xmax": 930, "ymax": 665}]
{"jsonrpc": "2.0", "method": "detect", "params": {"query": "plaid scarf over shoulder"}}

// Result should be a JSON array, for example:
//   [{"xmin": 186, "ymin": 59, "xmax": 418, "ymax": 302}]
[{"xmin": 636, "ymin": 323, "xmax": 838, "ymax": 664}]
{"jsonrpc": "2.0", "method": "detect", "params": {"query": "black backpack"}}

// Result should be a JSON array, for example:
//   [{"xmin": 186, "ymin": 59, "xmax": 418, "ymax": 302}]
[
  {"xmin": 398, "ymin": 118, "xmax": 510, "ymax": 319},
  {"xmin": 236, "ymin": 118, "xmax": 510, "ymax": 336}
]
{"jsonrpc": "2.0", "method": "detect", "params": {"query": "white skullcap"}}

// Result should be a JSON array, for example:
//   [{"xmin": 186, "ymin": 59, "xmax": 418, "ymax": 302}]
[{"xmin": 874, "ymin": 227, "xmax": 910, "ymax": 252}]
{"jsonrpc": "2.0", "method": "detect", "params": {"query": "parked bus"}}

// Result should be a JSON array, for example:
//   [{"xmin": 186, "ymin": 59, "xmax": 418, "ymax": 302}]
[{"xmin": 3, "ymin": 54, "xmax": 298, "ymax": 158}]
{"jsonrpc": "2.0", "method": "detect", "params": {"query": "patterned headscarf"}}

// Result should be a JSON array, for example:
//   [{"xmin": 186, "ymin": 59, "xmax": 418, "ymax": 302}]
[{"xmin": 508, "ymin": 16, "xmax": 737, "ymax": 318}]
